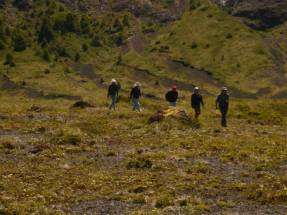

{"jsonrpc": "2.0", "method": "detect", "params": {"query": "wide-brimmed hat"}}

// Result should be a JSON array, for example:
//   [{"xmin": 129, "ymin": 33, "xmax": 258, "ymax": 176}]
[
  {"xmin": 134, "ymin": 82, "xmax": 141, "ymax": 87},
  {"xmin": 111, "ymin": 79, "xmax": 117, "ymax": 83}
]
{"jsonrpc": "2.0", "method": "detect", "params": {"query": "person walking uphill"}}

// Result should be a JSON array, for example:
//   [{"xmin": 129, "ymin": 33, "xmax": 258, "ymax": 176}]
[
  {"xmin": 191, "ymin": 87, "xmax": 204, "ymax": 119},
  {"xmin": 107, "ymin": 79, "xmax": 119, "ymax": 110},
  {"xmin": 216, "ymin": 87, "xmax": 229, "ymax": 127},
  {"xmin": 130, "ymin": 82, "xmax": 142, "ymax": 111},
  {"xmin": 166, "ymin": 85, "xmax": 178, "ymax": 107}
]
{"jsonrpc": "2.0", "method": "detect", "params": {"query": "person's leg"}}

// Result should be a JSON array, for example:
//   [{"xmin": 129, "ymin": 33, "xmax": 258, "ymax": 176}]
[
  {"xmin": 134, "ymin": 99, "xmax": 140, "ymax": 111},
  {"xmin": 220, "ymin": 109, "xmax": 227, "ymax": 127},
  {"xmin": 169, "ymin": 102, "xmax": 176, "ymax": 107},
  {"xmin": 195, "ymin": 106, "xmax": 201, "ymax": 119},
  {"xmin": 132, "ymin": 98, "xmax": 136, "ymax": 111},
  {"xmin": 111, "ymin": 95, "xmax": 116, "ymax": 110}
]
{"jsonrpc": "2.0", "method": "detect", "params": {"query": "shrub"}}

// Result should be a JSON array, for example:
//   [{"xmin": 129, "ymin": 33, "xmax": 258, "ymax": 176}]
[
  {"xmin": 12, "ymin": 30, "xmax": 27, "ymax": 52},
  {"xmin": 74, "ymin": 52, "xmax": 80, "ymax": 62},
  {"xmin": 60, "ymin": 134, "xmax": 81, "ymax": 145},
  {"xmin": 91, "ymin": 35, "xmax": 101, "ymax": 47},
  {"xmin": 41, "ymin": 48, "xmax": 50, "ymax": 62},
  {"xmin": 126, "ymin": 157, "xmax": 153, "ymax": 169},
  {"xmin": 82, "ymin": 43, "xmax": 88, "ymax": 51},
  {"xmin": 3, "ymin": 53, "xmax": 15, "ymax": 67},
  {"xmin": 155, "ymin": 194, "xmax": 174, "ymax": 208},
  {"xmin": 191, "ymin": 42, "xmax": 198, "ymax": 49},
  {"xmin": 38, "ymin": 18, "xmax": 54, "ymax": 44}
]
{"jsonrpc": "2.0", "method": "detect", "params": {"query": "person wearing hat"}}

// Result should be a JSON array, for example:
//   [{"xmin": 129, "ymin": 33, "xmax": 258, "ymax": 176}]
[
  {"xmin": 130, "ymin": 82, "xmax": 142, "ymax": 111},
  {"xmin": 216, "ymin": 87, "xmax": 229, "ymax": 127},
  {"xmin": 165, "ymin": 85, "xmax": 178, "ymax": 107},
  {"xmin": 191, "ymin": 87, "xmax": 204, "ymax": 119},
  {"xmin": 107, "ymin": 79, "xmax": 119, "ymax": 110}
]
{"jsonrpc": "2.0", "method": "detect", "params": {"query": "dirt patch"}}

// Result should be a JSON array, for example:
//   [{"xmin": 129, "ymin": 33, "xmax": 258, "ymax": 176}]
[
  {"xmin": 63, "ymin": 199, "xmax": 149, "ymax": 215},
  {"xmin": 0, "ymin": 74, "xmax": 81, "ymax": 101},
  {"xmin": 69, "ymin": 62, "xmax": 103, "ymax": 87},
  {"xmin": 168, "ymin": 60, "xmax": 257, "ymax": 98},
  {"xmin": 168, "ymin": 60, "xmax": 222, "ymax": 87}
]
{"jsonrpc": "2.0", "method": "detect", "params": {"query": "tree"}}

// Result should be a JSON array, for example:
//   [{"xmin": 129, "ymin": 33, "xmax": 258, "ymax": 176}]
[
  {"xmin": 80, "ymin": 16, "xmax": 91, "ymax": 35},
  {"xmin": 74, "ymin": 52, "xmax": 80, "ymax": 62},
  {"xmin": 3, "ymin": 53, "xmax": 15, "ymax": 67},
  {"xmin": 0, "ymin": 17, "xmax": 6, "ymax": 50},
  {"xmin": 38, "ymin": 18, "xmax": 54, "ymax": 44},
  {"xmin": 12, "ymin": 30, "xmax": 27, "ymax": 52},
  {"xmin": 65, "ymin": 13, "xmax": 77, "ymax": 33},
  {"xmin": 41, "ymin": 48, "xmax": 50, "ymax": 62}
]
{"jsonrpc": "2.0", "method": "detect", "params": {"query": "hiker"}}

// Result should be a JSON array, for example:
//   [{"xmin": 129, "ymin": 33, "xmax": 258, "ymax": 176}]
[
  {"xmin": 166, "ymin": 85, "xmax": 178, "ymax": 107},
  {"xmin": 216, "ymin": 87, "xmax": 229, "ymax": 127},
  {"xmin": 130, "ymin": 82, "xmax": 142, "ymax": 111},
  {"xmin": 107, "ymin": 79, "xmax": 119, "ymax": 110},
  {"xmin": 191, "ymin": 87, "xmax": 204, "ymax": 119}
]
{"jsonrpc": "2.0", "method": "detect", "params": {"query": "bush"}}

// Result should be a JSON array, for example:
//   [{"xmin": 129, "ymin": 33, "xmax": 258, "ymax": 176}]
[
  {"xmin": 12, "ymin": 30, "xmax": 27, "ymax": 52},
  {"xmin": 3, "ymin": 53, "xmax": 15, "ymax": 67},
  {"xmin": 82, "ymin": 43, "xmax": 88, "ymax": 51},
  {"xmin": 74, "ymin": 52, "xmax": 80, "ymax": 62},
  {"xmin": 41, "ymin": 48, "xmax": 50, "ymax": 62},
  {"xmin": 191, "ymin": 42, "xmax": 198, "ymax": 49},
  {"xmin": 58, "ymin": 134, "xmax": 81, "ymax": 145},
  {"xmin": 38, "ymin": 18, "xmax": 54, "ymax": 44},
  {"xmin": 155, "ymin": 194, "xmax": 174, "ymax": 208},
  {"xmin": 91, "ymin": 35, "xmax": 101, "ymax": 47},
  {"xmin": 126, "ymin": 157, "xmax": 153, "ymax": 169}
]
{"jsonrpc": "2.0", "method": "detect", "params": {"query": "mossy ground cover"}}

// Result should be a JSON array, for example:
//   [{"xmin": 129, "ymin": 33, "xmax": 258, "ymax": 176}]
[{"xmin": 0, "ymin": 76, "xmax": 286, "ymax": 214}]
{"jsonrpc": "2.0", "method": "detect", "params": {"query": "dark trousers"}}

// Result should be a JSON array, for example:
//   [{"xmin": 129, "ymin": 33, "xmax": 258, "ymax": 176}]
[
  {"xmin": 220, "ymin": 108, "xmax": 228, "ymax": 127},
  {"xmin": 193, "ymin": 106, "xmax": 201, "ymax": 119}
]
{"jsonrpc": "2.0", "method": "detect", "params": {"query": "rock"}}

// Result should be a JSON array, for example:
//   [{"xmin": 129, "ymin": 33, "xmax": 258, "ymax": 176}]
[
  {"xmin": 149, "ymin": 110, "xmax": 165, "ymax": 123},
  {"xmin": 214, "ymin": 0, "xmax": 287, "ymax": 29},
  {"xmin": 28, "ymin": 105, "xmax": 42, "ymax": 112},
  {"xmin": 71, "ymin": 100, "xmax": 93, "ymax": 108}
]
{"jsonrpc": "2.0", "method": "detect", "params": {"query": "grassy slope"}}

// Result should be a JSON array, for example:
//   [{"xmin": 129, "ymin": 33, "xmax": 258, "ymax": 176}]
[{"xmin": 150, "ymin": 0, "xmax": 274, "ymax": 92}]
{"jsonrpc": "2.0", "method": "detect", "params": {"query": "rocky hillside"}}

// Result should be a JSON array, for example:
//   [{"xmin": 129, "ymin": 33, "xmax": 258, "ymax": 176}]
[{"xmin": 215, "ymin": 0, "xmax": 287, "ymax": 29}]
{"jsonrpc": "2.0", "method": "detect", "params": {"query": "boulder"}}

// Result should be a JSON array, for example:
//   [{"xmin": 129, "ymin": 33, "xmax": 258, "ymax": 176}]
[{"xmin": 71, "ymin": 100, "xmax": 93, "ymax": 108}]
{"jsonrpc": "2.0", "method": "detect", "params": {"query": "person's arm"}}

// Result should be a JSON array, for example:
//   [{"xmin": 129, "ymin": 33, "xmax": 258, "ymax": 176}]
[
  {"xmin": 216, "ymin": 96, "xmax": 219, "ymax": 109},
  {"xmin": 201, "ymin": 96, "xmax": 204, "ymax": 107},
  {"xmin": 130, "ymin": 88, "xmax": 133, "ymax": 99},
  {"xmin": 107, "ymin": 86, "xmax": 110, "ymax": 98}
]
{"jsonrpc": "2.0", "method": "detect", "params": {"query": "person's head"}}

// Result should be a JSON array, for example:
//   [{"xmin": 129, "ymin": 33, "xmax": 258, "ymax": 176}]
[
  {"xmin": 134, "ymin": 82, "xmax": 140, "ymax": 88},
  {"xmin": 172, "ymin": 85, "xmax": 177, "ymax": 91},
  {"xmin": 221, "ymin": 87, "xmax": 228, "ymax": 94},
  {"xmin": 111, "ymin": 79, "xmax": 117, "ymax": 84},
  {"xmin": 194, "ymin": 87, "xmax": 199, "ymax": 94}
]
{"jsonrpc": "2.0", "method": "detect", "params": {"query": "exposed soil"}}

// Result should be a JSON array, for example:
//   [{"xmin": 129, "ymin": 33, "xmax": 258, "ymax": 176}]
[
  {"xmin": 0, "ymin": 74, "xmax": 82, "ymax": 100},
  {"xmin": 63, "ymin": 199, "xmax": 150, "ymax": 215},
  {"xmin": 69, "ymin": 62, "xmax": 104, "ymax": 87}
]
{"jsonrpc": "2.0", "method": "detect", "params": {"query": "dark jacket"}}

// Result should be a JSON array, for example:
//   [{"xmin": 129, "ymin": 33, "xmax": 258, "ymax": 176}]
[
  {"xmin": 166, "ymin": 90, "xmax": 178, "ymax": 103},
  {"xmin": 191, "ymin": 94, "xmax": 204, "ymax": 108},
  {"xmin": 216, "ymin": 94, "xmax": 229, "ymax": 110},
  {"xmin": 108, "ymin": 83, "xmax": 119, "ymax": 97},
  {"xmin": 130, "ymin": 87, "xmax": 141, "ymax": 99}
]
